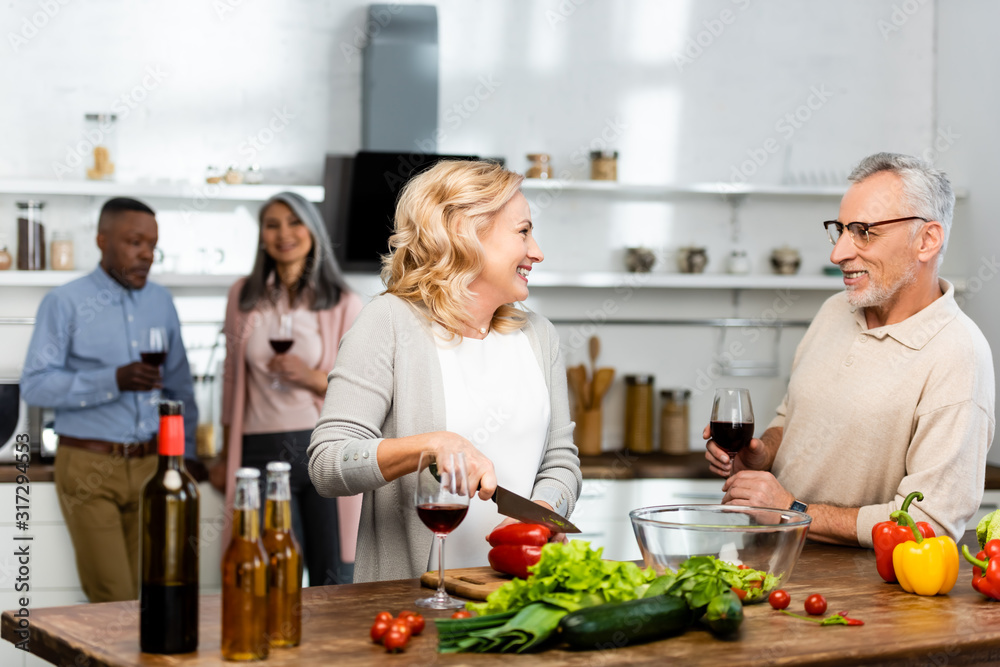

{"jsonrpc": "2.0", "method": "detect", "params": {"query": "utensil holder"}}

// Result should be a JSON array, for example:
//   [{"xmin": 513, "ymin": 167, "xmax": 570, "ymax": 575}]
[{"xmin": 575, "ymin": 408, "xmax": 602, "ymax": 456}]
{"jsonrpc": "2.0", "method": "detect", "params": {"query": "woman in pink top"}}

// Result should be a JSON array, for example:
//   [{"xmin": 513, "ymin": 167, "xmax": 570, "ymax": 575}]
[{"xmin": 210, "ymin": 191, "xmax": 363, "ymax": 584}]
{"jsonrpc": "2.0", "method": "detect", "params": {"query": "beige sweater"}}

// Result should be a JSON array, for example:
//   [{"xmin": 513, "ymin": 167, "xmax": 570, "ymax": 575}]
[{"xmin": 770, "ymin": 281, "xmax": 995, "ymax": 546}]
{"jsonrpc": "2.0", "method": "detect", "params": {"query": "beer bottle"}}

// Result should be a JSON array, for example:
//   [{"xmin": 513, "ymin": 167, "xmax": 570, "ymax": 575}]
[
  {"xmin": 140, "ymin": 400, "xmax": 199, "ymax": 654},
  {"xmin": 263, "ymin": 461, "xmax": 302, "ymax": 647},
  {"xmin": 221, "ymin": 468, "xmax": 269, "ymax": 661}
]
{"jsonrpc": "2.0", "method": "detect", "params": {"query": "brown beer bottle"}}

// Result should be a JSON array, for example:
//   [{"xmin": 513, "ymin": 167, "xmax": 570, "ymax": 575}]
[
  {"xmin": 221, "ymin": 468, "xmax": 269, "ymax": 661},
  {"xmin": 263, "ymin": 461, "xmax": 302, "ymax": 647}
]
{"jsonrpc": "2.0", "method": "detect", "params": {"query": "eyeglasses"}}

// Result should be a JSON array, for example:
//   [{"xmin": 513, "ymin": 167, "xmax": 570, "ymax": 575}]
[{"xmin": 823, "ymin": 216, "xmax": 929, "ymax": 248}]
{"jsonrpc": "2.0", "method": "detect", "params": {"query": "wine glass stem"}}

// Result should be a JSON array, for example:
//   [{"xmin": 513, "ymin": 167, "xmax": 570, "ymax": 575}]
[{"xmin": 436, "ymin": 534, "xmax": 447, "ymax": 598}]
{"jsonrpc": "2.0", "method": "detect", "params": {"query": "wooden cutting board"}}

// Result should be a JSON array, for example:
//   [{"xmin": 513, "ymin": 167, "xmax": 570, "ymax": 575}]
[{"xmin": 419, "ymin": 566, "xmax": 511, "ymax": 601}]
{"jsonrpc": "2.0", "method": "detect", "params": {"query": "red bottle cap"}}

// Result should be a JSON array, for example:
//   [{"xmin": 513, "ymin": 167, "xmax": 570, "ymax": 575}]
[{"xmin": 158, "ymin": 401, "xmax": 185, "ymax": 457}]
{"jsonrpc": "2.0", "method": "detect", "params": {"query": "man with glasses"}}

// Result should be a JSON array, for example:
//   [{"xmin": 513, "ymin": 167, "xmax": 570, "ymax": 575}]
[{"xmin": 705, "ymin": 152, "xmax": 994, "ymax": 547}]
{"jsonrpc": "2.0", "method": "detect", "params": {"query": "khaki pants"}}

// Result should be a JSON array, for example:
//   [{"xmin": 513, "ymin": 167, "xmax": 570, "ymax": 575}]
[{"xmin": 54, "ymin": 446, "xmax": 158, "ymax": 602}]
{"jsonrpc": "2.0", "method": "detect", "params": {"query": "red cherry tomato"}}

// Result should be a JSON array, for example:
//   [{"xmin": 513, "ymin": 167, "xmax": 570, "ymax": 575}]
[
  {"xmin": 768, "ymin": 589, "xmax": 790, "ymax": 610},
  {"xmin": 389, "ymin": 619, "xmax": 412, "ymax": 640},
  {"xmin": 737, "ymin": 564, "xmax": 751, "ymax": 570},
  {"xmin": 374, "ymin": 611, "xmax": 393, "ymax": 624},
  {"xmin": 399, "ymin": 611, "xmax": 425, "ymax": 635},
  {"xmin": 383, "ymin": 628, "xmax": 409, "ymax": 652},
  {"xmin": 731, "ymin": 587, "xmax": 747, "ymax": 601},
  {"xmin": 804, "ymin": 593, "xmax": 827, "ymax": 616},
  {"xmin": 370, "ymin": 619, "xmax": 391, "ymax": 643},
  {"xmin": 451, "ymin": 610, "xmax": 472, "ymax": 619}
]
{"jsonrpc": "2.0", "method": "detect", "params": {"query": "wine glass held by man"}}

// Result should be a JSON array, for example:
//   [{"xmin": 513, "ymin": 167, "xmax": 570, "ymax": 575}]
[
  {"xmin": 212, "ymin": 192, "xmax": 364, "ymax": 586},
  {"xmin": 307, "ymin": 160, "xmax": 583, "ymax": 583}
]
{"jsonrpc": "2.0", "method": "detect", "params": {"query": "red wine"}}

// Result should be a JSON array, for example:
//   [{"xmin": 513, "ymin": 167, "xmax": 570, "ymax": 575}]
[
  {"xmin": 710, "ymin": 421, "xmax": 754, "ymax": 454},
  {"xmin": 141, "ymin": 351, "xmax": 167, "ymax": 366},
  {"xmin": 417, "ymin": 503, "xmax": 468, "ymax": 534},
  {"xmin": 269, "ymin": 339, "xmax": 294, "ymax": 354},
  {"xmin": 140, "ymin": 582, "xmax": 198, "ymax": 653}
]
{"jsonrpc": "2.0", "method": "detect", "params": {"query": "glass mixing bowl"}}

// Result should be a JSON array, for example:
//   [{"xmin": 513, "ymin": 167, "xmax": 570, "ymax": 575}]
[{"xmin": 630, "ymin": 505, "xmax": 812, "ymax": 602}]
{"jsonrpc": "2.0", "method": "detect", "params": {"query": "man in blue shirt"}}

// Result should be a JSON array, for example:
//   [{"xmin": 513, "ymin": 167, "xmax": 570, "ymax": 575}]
[{"xmin": 21, "ymin": 197, "xmax": 198, "ymax": 603}]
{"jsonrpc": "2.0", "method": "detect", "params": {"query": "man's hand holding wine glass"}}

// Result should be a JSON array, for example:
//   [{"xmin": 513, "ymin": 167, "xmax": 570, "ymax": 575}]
[{"xmin": 703, "ymin": 425, "xmax": 770, "ymax": 477}]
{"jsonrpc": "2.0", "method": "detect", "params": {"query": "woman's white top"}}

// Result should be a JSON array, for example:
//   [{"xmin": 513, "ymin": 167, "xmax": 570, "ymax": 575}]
[{"xmin": 429, "ymin": 326, "xmax": 552, "ymax": 570}]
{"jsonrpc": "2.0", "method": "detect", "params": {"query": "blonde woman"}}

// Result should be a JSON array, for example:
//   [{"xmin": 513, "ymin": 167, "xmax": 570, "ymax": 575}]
[{"xmin": 307, "ymin": 160, "xmax": 582, "ymax": 583}]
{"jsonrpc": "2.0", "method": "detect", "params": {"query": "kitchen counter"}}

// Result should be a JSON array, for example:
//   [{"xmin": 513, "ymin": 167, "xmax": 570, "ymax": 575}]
[
  {"xmin": 7, "ymin": 454, "xmax": 1000, "ymax": 488},
  {"xmin": 4, "ymin": 532, "xmax": 1000, "ymax": 666}
]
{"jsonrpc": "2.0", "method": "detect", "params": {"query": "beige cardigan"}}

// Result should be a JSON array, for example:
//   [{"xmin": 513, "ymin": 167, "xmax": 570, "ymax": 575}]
[{"xmin": 221, "ymin": 277, "xmax": 364, "ymax": 558}]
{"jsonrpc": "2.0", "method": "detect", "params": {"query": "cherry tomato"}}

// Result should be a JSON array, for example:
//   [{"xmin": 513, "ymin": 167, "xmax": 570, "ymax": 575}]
[
  {"xmin": 731, "ymin": 587, "xmax": 748, "ymax": 601},
  {"xmin": 370, "ymin": 619, "xmax": 391, "ymax": 643},
  {"xmin": 401, "ymin": 612, "xmax": 425, "ymax": 635},
  {"xmin": 737, "ymin": 564, "xmax": 751, "ymax": 570},
  {"xmin": 374, "ymin": 611, "xmax": 393, "ymax": 624},
  {"xmin": 451, "ymin": 610, "xmax": 472, "ymax": 619},
  {"xmin": 804, "ymin": 593, "xmax": 827, "ymax": 616},
  {"xmin": 768, "ymin": 589, "xmax": 791, "ymax": 610},
  {"xmin": 389, "ymin": 619, "xmax": 412, "ymax": 640},
  {"xmin": 383, "ymin": 628, "xmax": 409, "ymax": 652}
]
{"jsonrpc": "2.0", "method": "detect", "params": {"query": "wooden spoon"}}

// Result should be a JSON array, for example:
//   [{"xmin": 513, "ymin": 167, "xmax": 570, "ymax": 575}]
[
  {"xmin": 591, "ymin": 368, "xmax": 615, "ymax": 407},
  {"xmin": 566, "ymin": 364, "xmax": 588, "ymax": 413},
  {"xmin": 589, "ymin": 336, "xmax": 600, "ymax": 378}
]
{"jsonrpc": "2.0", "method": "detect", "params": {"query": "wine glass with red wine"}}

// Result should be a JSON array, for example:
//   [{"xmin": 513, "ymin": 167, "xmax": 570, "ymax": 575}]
[
  {"xmin": 140, "ymin": 327, "xmax": 168, "ymax": 406},
  {"xmin": 415, "ymin": 450, "xmax": 469, "ymax": 610},
  {"xmin": 710, "ymin": 388, "xmax": 754, "ymax": 477},
  {"xmin": 269, "ymin": 314, "xmax": 294, "ymax": 390}
]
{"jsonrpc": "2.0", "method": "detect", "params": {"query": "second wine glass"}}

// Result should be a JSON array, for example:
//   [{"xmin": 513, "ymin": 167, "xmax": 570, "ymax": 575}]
[
  {"xmin": 268, "ymin": 314, "xmax": 294, "ymax": 390},
  {"xmin": 414, "ymin": 450, "xmax": 469, "ymax": 610},
  {"xmin": 710, "ymin": 388, "xmax": 754, "ymax": 477}
]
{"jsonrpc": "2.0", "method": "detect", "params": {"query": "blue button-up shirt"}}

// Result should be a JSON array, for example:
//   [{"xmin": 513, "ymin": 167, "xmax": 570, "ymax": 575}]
[{"xmin": 20, "ymin": 265, "xmax": 198, "ymax": 458}]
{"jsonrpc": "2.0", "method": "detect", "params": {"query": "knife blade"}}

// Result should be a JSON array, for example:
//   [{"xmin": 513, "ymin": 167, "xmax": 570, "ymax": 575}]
[{"xmin": 492, "ymin": 485, "xmax": 581, "ymax": 534}]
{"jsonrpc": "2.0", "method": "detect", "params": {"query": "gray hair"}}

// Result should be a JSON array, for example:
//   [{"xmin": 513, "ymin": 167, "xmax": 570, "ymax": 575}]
[
  {"xmin": 848, "ymin": 152, "xmax": 954, "ymax": 263},
  {"xmin": 238, "ymin": 191, "xmax": 351, "ymax": 312}
]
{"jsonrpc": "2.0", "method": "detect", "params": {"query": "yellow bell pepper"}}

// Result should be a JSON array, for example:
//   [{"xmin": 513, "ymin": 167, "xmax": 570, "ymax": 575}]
[{"xmin": 890, "ymin": 510, "xmax": 958, "ymax": 596}]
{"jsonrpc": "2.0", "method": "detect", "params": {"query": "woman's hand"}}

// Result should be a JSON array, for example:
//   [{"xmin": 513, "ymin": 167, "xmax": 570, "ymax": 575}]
[
  {"xmin": 268, "ymin": 353, "xmax": 326, "ymax": 394},
  {"xmin": 703, "ymin": 423, "xmax": 770, "ymax": 478},
  {"xmin": 431, "ymin": 431, "xmax": 497, "ymax": 501}
]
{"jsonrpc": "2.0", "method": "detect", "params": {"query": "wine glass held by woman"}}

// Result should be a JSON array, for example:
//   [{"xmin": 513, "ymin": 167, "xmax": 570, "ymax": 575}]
[
  {"xmin": 307, "ymin": 160, "xmax": 583, "ymax": 583},
  {"xmin": 212, "ymin": 191, "xmax": 364, "ymax": 587}
]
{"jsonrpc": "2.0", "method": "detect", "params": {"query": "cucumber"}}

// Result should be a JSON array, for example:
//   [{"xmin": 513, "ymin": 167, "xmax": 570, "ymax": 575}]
[
  {"xmin": 702, "ymin": 590, "xmax": 744, "ymax": 637},
  {"xmin": 559, "ymin": 595, "xmax": 692, "ymax": 650}
]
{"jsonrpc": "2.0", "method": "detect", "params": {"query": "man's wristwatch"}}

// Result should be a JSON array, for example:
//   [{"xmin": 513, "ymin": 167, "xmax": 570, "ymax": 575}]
[{"xmin": 789, "ymin": 499, "xmax": 809, "ymax": 513}]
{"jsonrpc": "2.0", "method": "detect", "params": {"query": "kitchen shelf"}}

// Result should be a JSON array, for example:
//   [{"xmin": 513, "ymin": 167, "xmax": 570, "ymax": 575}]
[
  {"xmin": 525, "ymin": 271, "xmax": 847, "ymax": 290},
  {"xmin": 0, "ymin": 179, "xmax": 324, "ymax": 203},
  {"xmin": 519, "ymin": 179, "xmax": 968, "ymax": 199}
]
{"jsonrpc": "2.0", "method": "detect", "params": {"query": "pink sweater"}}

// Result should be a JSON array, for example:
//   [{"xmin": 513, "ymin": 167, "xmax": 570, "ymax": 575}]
[{"xmin": 221, "ymin": 277, "xmax": 364, "ymax": 560}]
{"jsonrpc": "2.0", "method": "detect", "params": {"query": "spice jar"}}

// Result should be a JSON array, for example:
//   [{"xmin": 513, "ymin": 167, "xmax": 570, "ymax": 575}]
[
  {"xmin": 590, "ymin": 150, "xmax": 618, "ymax": 181},
  {"xmin": 659, "ymin": 389, "xmax": 691, "ymax": 455},
  {"xmin": 17, "ymin": 201, "xmax": 46, "ymax": 270},
  {"xmin": 525, "ymin": 154, "xmax": 554, "ymax": 180},
  {"xmin": 51, "ymin": 231, "xmax": 74, "ymax": 271},
  {"xmin": 624, "ymin": 375, "xmax": 654, "ymax": 453},
  {"xmin": 84, "ymin": 113, "xmax": 117, "ymax": 180},
  {"xmin": 0, "ymin": 235, "xmax": 11, "ymax": 271}
]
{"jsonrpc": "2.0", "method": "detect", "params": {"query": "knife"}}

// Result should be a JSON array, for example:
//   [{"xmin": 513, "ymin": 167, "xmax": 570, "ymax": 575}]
[
  {"xmin": 427, "ymin": 462, "xmax": 580, "ymax": 533},
  {"xmin": 491, "ymin": 485, "xmax": 581, "ymax": 534}
]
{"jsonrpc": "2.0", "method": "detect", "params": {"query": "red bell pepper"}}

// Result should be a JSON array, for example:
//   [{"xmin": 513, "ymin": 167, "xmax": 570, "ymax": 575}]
[
  {"xmin": 871, "ymin": 491, "xmax": 935, "ymax": 583},
  {"xmin": 488, "ymin": 544, "xmax": 542, "ymax": 579},
  {"xmin": 487, "ymin": 523, "xmax": 551, "ymax": 548},
  {"xmin": 961, "ymin": 539, "xmax": 1000, "ymax": 600}
]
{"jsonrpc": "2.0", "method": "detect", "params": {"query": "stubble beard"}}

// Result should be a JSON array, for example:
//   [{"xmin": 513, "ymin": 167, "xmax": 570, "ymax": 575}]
[{"xmin": 845, "ymin": 262, "xmax": 918, "ymax": 310}]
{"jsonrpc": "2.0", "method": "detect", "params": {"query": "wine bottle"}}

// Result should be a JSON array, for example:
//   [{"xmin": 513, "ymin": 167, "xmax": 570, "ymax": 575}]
[
  {"xmin": 222, "ymin": 468, "xmax": 269, "ymax": 661},
  {"xmin": 264, "ymin": 461, "xmax": 303, "ymax": 647},
  {"xmin": 139, "ymin": 400, "xmax": 200, "ymax": 654}
]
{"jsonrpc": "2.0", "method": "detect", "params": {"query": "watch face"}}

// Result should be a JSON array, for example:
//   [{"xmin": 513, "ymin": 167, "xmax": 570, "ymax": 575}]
[{"xmin": 790, "ymin": 500, "xmax": 809, "ymax": 513}]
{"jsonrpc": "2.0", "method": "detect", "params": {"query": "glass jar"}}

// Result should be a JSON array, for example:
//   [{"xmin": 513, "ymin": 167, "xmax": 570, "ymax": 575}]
[
  {"xmin": 205, "ymin": 165, "xmax": 224, "ymax": 184},
  {"xmin": 659, "ymin": 389, "xmax": 691, "ymax": 455},
  {"xmin": 85, "ymin": 113, "xmax": 117, "ymax": 180},
  {"xmin": 0, "ymin": 235, "xmax": 11, "ymax": 271},
  {"xmin": 51, "ymin": 231, "xmax": 74, "ymax": 271},
  {"xmin": 624, "ymin": 375, "xmax": 654, "ymax": 453},
  {"xmin": 525, "ymin": 154, "xmax": 554, "ymax": 180},
  {"xmin": 17, "ymin": 201, "xmax": 46, "ymax": 270},
  {"xmin": 590, "ymin": 150, "xmax": 618, "ymax": 181},
  {"xmin": 244, "ymin": 164, "xmax": 264, "ymax": 185}
]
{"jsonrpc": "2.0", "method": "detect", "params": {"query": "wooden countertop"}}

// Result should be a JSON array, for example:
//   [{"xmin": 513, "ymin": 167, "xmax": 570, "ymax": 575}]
[
  {"xmin": 6, "ymin": 453, "xmax": 1000, "ymax": 488},
  {"xmin": 5, "ymin": 532, "xmax": 1000, "ymax": 666}
]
